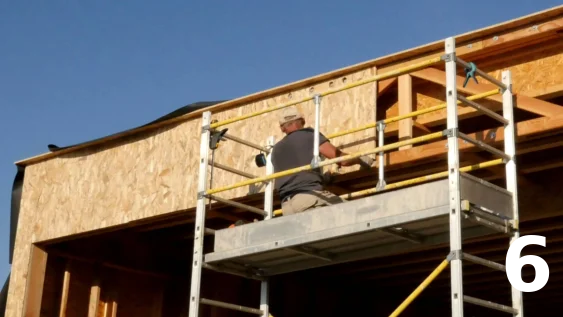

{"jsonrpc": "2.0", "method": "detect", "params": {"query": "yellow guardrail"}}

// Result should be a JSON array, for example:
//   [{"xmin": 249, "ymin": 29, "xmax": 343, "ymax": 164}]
[
  {"xmin": 272, "ymin": 158, "xmax": 503, "ymax": 216},
  {"xmin": 327, "ymin": 88, "xmax": 500, "ymax": 139},
  {"xmin": 209, "ymin": 56, "xmax": 443, "ymax": 129},
  {"xmin": 206, "ymin": 131, "xmax": 445, "ymax": 196}
]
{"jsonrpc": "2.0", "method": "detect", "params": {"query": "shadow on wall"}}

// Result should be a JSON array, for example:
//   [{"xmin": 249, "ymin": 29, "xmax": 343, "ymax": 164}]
[{"xmin": 0, "ymin": 273, "xmax": 9, "ymax": 317}]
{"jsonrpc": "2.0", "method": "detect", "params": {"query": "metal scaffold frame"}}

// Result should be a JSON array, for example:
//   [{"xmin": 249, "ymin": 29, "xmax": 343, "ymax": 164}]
[{"xmin": 187, "ymin": 37, "xmax": 523, "ymax": 317}]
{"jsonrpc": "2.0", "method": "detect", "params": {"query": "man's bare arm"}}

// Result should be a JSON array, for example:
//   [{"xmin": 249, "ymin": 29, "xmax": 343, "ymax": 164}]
[{"xmin": 319, "ymin": 142, "xmax": 364, "ymax": 167}]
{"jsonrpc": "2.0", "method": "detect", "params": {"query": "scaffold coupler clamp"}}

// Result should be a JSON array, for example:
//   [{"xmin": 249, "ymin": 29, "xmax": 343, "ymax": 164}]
[
  {"xmin": 311, "ymin": 156, "xmax": 322, "ymax": 173},
  {"xmin": 463, "ymin": 62, "xmax": 478, "ymax": 87},
  {"xmin": 447, "ymin": 250, "xmax": 462, "ymax": 262},
  {"xmin": 375, "ymin": 179, "xmax": 386, "ymax": 190}
]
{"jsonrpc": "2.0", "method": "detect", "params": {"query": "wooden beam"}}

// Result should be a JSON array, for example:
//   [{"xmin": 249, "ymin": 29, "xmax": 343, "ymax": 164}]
[
  {"xmin": 413, "ymin": 122, "xmax": 431, "ymax": 133},
  {"xmin": 520, "ymin": 159, "xmax": 563, "ymax": 174},
  {"xmin": 398, "ymin": 74, "xmax": 413, "ymax": 150},
  {"xmin": 411, "ymin": 67, "xmax": 563, "ymax": 118},
  {"xmin": 525, "ymin": 83, "xmax": 563, "ymax": 100},
  {"xmin": 387, "ymin": 114, "xmax": 563, "ymax": 170},
  {"xmin": 87, "ymin": 277, "xmax": 101, "ymax": 317},
  {"xmin": 22, "ymin": 245, "xmax": 48, "ymax": 317},
  {"xmin": 101, "ymin": 289, "xmax": 118, "ymax": 317},
  {"xmin": 516, "ymin": 94, "xmax": 563, "ymax": 117},
  {"xmin": 50, "ymin": 250, "xmax": 172, "ymax": 280},
  {"xmin": 378, "ymin": 78, "xmax": 397, "ymax": 96},
  {"xmin": 58, "ymin": 261, "xmax": 71, "ymax": 317}
]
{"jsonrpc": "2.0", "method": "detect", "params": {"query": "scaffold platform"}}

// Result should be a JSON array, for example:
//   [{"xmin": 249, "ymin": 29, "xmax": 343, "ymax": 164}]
[{"xmin": 205, "ymin": 173, "xmax": 514, "ymax": 276}]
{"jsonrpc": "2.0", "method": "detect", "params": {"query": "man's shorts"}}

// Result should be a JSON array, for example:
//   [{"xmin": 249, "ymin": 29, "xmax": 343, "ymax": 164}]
[{"xmin": 281, "ymin": 190, "xmax": 345, "ymax": 216}]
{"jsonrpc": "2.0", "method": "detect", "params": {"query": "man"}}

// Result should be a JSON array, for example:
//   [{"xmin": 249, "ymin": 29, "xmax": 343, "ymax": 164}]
[{"xmin": 271, "ymin": 107, "xmax": 375, "ymax": 216}]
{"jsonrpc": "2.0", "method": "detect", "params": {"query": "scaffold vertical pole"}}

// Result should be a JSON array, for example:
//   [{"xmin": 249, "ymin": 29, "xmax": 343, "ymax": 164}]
[
  {"xmin": 376, "ymin": 121, "xmax": 386, "ymax": 189},
  {"xmin": 313, "ymin": 94, "xmax": 322, "ymax": 168},
  {"xmin": 445, "ymin": 36, "xmax": 465, "ymax": 317},
  {"xmin": 188, "ymin": 111, "xmax": 212, "ymax": 317},
  {"xmin": 260, "ymin": 135, "xmax": 275, "ymax": 317},
  {"xmin": 502, "ymin": 70, "xmax": 524, "ymax": 317}
]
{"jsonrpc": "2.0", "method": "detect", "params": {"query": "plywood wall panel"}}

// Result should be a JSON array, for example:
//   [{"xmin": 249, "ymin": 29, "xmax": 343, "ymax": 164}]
[{"xmin": 500, "ymin": 44, "xmax": 563, "ymax": 94}]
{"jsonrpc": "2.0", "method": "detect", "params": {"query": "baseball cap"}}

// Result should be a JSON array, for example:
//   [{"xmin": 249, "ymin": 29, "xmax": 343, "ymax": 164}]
[{"xmin": 278, "ymin": 107, "xmax": 304, "ymax": 125}]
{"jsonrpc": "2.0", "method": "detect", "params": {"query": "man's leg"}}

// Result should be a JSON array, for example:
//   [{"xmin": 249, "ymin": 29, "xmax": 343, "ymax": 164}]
[
  {"xmin": 281, "ymin": 193, "xmax": 318, "ymax": 216},
  {"xmin": 313, "ymin": 190, "xmax": 346, "ymax": 205},
  {"xmin": 282, "ymin": 190, "xmax": 345, "ymax": 216}
]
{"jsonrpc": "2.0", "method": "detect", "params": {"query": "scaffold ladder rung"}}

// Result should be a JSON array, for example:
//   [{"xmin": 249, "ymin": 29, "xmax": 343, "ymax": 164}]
[
  {"xmin": 463, "ymin": 295, "xmax": 518, "ymax": 315},
  {"xmin": 462, "ymin": 253, "xmax": 506, "ymax": 272},
  {"xmin": 200, "ymin": 298, "xmax": 264, "ymax": 315}
]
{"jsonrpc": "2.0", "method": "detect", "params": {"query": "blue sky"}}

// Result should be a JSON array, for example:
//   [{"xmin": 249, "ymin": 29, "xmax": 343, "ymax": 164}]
[{"xmin": 0, "ymin": 0, "xmax": 560, "ymax": 285}]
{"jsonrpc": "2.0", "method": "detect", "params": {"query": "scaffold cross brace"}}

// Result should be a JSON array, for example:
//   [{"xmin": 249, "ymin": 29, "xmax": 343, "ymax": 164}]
[{"xmin": 463, "ymin": 62, "xmax": 478, "ymax": 87}]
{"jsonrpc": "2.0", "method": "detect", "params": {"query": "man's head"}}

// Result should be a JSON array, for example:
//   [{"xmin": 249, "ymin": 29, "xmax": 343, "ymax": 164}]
[{"xmin": 278, "ymin": 107, "xmax": 305, "ymax": 134}]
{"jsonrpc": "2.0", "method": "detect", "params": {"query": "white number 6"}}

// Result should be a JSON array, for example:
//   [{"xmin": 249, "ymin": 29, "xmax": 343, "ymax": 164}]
[{"xmin": 506, "ymin": 235, "xmax": 549, "ymax": 292}]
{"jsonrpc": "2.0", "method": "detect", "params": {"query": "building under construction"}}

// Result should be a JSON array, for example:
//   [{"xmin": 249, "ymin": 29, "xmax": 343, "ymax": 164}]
[{"xmin": 3, "ymin": 4, "xmax": 563, "ymax": 317}]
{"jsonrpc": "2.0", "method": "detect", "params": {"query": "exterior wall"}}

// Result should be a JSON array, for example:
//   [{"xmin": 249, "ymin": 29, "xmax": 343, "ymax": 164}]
[{"xmin": 5, "ymin": 10, "xmax": 563, "ymax": 317}]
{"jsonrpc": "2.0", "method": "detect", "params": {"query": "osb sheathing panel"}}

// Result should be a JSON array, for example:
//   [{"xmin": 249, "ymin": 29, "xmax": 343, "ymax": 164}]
[{"xmin": 19, "ymin": 65, "xmax": 377, "ymax": 243}]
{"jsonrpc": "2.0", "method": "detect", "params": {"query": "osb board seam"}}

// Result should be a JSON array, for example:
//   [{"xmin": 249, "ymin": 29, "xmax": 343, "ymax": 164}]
[{"xmin": 14, "ymin": 8, "xmax": 563, "ymax": 167}]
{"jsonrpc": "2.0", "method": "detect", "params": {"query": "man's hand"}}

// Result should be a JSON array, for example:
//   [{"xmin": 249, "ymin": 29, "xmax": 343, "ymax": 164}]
[{"xmin": 319, "ymin": 141, "xmax": 375, "ymax": 170}]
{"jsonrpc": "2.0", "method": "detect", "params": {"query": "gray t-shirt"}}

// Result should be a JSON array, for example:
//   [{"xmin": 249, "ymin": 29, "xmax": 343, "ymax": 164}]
[{"xmin": 271, "ymin": 128, "xmax": 329, "ymax": 200}]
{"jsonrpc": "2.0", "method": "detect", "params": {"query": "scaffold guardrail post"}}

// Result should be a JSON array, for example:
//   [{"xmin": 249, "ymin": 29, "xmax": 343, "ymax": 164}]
[
  {"xmin": 189, "ymin": 111, "xmax": 212, "ymax": 317},
  {"xmin": 444, "ymin": 36, "xmax": 465, "ymax": 317},
  {"xmin": 502, "ymin": 69, "xmax": 524, "ymax": 317}
]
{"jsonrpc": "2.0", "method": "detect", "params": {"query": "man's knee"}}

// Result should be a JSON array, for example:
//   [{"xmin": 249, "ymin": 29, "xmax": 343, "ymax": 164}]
[{"xmin": 282, "ymin": 193, "xmax": 319, "ymax": 215}]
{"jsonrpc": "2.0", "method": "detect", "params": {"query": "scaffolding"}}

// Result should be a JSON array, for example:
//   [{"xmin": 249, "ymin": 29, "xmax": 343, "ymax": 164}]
[{"xmin": 188, "ymin": 37, "xmax": 523, "ymax": 317}]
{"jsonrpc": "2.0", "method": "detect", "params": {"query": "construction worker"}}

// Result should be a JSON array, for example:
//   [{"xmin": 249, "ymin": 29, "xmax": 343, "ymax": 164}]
[{"xmin": 272, "ymin": 107, "xmax": 375, "ymax": 216}]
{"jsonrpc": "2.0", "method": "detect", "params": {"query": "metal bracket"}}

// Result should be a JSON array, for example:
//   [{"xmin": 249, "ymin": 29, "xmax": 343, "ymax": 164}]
[
  {"xmin": 443, "ymin": 128, "xmax": 458, "ymax": 138},
  {"xmin": 376, "ymin": 121, "xmax": 386, "ymax": 131},
  {"xmin": 447, "ymin": 250, "xmax": 462, "ymax": 261},
  {"xmin": 310, "ymin": 157, "xmax": 321, "ymax": 170},
  {"xmin": 441, "ymin": 53, "xmax": 455, "ymax": 63},
  {"xmin": 197, "ymin": 191, "xmax": 207, "ymax": 200},
  {"xmin": 313, "ymin": 93, "xmax": 322, "ymax": 104},
  {"xmin": 201, "ymin": 124, "xmax": 211, "ymax": 132},
  {"xmin": 376, "ymin": 180, "xmax": 386, "ymax": 190}
]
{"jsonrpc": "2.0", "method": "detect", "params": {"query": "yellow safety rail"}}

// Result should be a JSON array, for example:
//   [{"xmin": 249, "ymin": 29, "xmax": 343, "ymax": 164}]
[
  {"xmin": 327, "ymin": 88, "xmax": 500, "ymax": 139},
  {"xmin": 209, "ymin": 56, "xmax": 443, "ymax": 129},
  {"xmin": 272, "ymin": 158, "xmax": 504, "ymax": 216},
  {"xmin": 342, "ymin": 158, "xmax": 504, "ymax": 199},
  {"xmin": 206, "ymin": 131, "xmax": 445, "ymax": 196}
]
